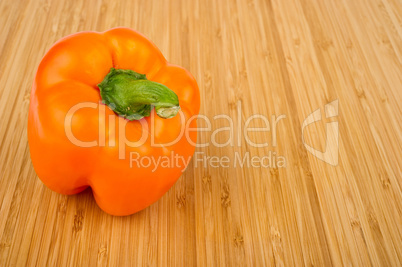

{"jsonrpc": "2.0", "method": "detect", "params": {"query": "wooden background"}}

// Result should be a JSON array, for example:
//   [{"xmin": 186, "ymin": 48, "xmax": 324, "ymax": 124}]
[{"xmin": 1, "ymin": 0, "xmax": 401, "ymax": 265}]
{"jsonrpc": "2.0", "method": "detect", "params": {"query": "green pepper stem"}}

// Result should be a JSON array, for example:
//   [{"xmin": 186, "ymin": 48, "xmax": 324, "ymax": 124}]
[{"xmin": 98, "ymin": 68, "xmax": 180, "ymax": 120}]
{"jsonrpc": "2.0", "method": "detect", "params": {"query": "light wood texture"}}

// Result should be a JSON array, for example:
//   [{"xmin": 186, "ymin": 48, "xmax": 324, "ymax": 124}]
[{"xmin": 1, "ymin": 0, "xmax": 401, "ymax": 265}]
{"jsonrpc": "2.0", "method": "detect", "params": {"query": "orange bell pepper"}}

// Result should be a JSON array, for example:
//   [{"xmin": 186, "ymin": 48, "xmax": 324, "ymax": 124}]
[{"xmin": 28, "ymin": 28, "xmax": 200, "ymax": 216}]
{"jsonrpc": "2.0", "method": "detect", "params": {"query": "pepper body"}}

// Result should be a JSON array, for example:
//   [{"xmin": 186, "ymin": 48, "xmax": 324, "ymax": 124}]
[{"xmin": 28, "ymin": 28, "xmax": 200, "ymax": 216}]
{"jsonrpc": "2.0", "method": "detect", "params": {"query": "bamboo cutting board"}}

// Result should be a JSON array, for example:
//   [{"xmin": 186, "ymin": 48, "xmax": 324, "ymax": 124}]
[{"xmin": 0, "ymin": 0, "xmax": 401, "ymax": 265}]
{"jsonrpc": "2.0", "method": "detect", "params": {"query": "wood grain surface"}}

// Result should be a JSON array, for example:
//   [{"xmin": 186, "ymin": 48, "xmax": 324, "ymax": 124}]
[{"xmin": 1, "ymin": 0, "xmax": 401, "ymax": 265}]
